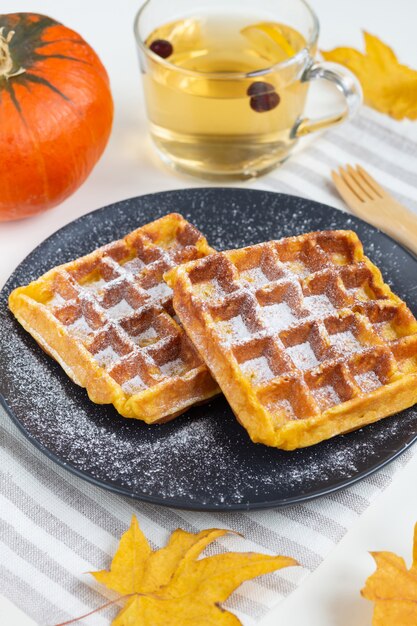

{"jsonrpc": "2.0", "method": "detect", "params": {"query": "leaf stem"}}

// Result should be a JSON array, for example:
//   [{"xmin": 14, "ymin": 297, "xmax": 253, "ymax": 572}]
[
  {"xmin": 0, "ymin": 28, "xmax": 26, "ymax": 79},
  {"xmin": 54, "ymin": 593, "xmax": 136, "ymax": 626}
]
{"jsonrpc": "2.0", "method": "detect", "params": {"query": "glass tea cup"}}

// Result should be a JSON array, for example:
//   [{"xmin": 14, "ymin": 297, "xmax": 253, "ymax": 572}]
[{"xmin": 134, "ymin": 0, "xmax": 362, "ymax": 180}]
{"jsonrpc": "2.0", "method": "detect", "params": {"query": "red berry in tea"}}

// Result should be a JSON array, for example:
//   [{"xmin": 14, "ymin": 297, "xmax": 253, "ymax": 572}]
[
  {"xmin": 149, "ymin": 39, "xmax": 173, "ymax": 59},
  {"xmin": 250, "ymin": 92, "xmax": 280, "ymax": 112},
  {"xmin": 247, "ymin": 81, "xmax": 280, "ymax": 112},
  {"xmin": 246, "ymin": 81, "xmax": 275, "ymax": 96}
]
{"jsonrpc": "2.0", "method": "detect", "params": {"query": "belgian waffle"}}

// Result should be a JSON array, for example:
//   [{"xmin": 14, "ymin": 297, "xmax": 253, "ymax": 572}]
[
  {"xmin": 9, "ymin": 214, "xmax": 219, "ymax": 423},
  {"xmin": 165, "ymin": 230, "xmax": 417, "ymax": 449}
]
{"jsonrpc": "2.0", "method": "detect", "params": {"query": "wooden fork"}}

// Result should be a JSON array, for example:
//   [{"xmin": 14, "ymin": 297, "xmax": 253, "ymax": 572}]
[{"xmin": 331, "ymin": 164, "xmax": 417, "ymax": 256}]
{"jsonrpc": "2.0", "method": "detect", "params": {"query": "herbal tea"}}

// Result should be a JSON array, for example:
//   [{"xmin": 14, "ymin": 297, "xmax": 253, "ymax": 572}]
[{"xmin": 142, "ymin": 15, "xmax": 309, "ymax": 179}]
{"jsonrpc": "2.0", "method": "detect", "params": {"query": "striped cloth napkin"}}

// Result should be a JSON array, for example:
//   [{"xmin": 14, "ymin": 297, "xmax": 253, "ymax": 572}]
[{"xmin": 1, "ymin": 107, "xmax": 417, "ymax": 626}]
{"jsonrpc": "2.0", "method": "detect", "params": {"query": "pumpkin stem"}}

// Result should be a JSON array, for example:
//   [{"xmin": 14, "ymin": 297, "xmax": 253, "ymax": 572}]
[{"xmin": 0, "ymin": 28, "xmax": 26, "ymax": 79}]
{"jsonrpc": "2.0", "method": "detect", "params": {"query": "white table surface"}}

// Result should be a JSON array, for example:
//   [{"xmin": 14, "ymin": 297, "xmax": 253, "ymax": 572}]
[{"xmin": 1, "ymin": 1, "xmax": 417, "ymax": 624}]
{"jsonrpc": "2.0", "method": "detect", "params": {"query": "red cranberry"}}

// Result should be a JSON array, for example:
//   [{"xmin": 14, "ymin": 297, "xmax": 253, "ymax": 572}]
[
  {"xmin": 247, "ymin": 82, "xmax": 280, "ymax": 112},
  {"xmin": 149, "ymin": 39, "xmax": 173, "ymax": 59},
  {"xmin": 250, "ymin": 91, "xmax": 280, "ymax": 112},
  {"xmin": 247, "ymin": 81, "xmax": 275, "ymax": 96}
]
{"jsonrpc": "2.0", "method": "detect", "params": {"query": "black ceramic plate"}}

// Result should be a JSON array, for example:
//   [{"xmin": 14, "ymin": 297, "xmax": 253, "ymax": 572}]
[{"xmin": 1, "ymin": 188, "xmax": 417, "ymax": 511}]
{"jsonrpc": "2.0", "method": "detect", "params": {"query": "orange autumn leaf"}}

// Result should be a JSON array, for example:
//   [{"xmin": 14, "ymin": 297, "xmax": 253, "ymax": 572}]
[
  {"xmin": 322, "ymin": 32, "xmax": 417, "ymax": 120},
  {"xmin": 91, "ymin": 515, "xmax": 298, "ymax": 626},
  {"xmin": 361, "ymin": 523, "xmax": 417, "ymax": 625}
]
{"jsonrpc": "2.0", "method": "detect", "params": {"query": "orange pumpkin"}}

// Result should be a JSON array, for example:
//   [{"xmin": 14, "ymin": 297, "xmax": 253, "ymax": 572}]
[{"xmin": 0, "ymin": 13, "xmax": 114, "ymax": 221}]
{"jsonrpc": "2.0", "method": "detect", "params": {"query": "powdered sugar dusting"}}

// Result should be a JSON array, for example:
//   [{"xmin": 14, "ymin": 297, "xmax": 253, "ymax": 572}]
[
  {"xmin": 304, "ymin": 295, "xmax": 336, "ymax": 317},
  {"xmin": 66, "ymin": 316, "xmax": 92, "ymax": 340},
  {"xmin": 218, "ymin": 315, "xmax": 251, "ymax": 345},
  {"xmin": 122, "ymin": 258, "xmax": 145, "ymax": 275},
  {"xmin": 47, "ymin": 293, "xmax": 65, "ymax": 308},
  {"xmin": 193, "ymin": 278, "xmax": 225, "ymax": 300},
  {"xmin": 313, "ymin": 385, "xmax": 340, "ymax": 410},
  {"xmin": 260, "ymin": 302, "xmax": 295, "ymax": 332},
  {"xmin": 348, "ymin": 286, "xmax": 368, "ymax": 301},
  {"xmin": 285, "ymin": 260, "xmax": 309, "ymax": 278},
  {"xmin": 355, "ymin": 371, "xmax": 381, "ymax": 393},
  {"xmin": 82, "ymin": 278, "xmax": 106, "ymax": 294},
  {"xmin": 240, "ymin": 268, "xmax": 269, "ymax": 289},
  {"xmin": 240, "ymin": 356, "xmax": 275, "ymax": 384},
  {"xmin": 274, "ymin": 399, "xmax": 296, "ymax": 420},
  {"xmin": 94, "ymin": 346, "xmax": 120, "ymax": 369},
  {"xmin": 286, "ymin": 343, "xmax": 319, "ymax": 370},
  {"xmin": 105, "ymin": 299, "xmax": 134, "ymax": 320},
  {"xmin": 147, "ymin": 282, "xmax": 172, "ymax": 303},
  {"xmin": 330, "ymin": 331, "xmax": 361, "ymax": 354},
  {"xmin": 160, "ymin": 358, "xmax": 185, "ymax": 377},
  {"xmin": 122, "ymin": 374, "xmax": 146, "ymax": 395},
  {"xmin": 132, "ymin": 326, "xmax": 158, "ymax": 346}
]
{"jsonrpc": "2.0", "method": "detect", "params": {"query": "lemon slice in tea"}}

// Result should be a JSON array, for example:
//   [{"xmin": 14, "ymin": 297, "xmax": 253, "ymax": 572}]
[{"xmin": 241, "ymin": 22, "xmax": 304, "ymax": 63}]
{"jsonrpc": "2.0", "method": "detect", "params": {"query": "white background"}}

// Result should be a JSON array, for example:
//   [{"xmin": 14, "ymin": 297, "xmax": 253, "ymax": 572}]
[{"xmin": 1, "ymin": 1, "xmax": 417, "ymax": 624}]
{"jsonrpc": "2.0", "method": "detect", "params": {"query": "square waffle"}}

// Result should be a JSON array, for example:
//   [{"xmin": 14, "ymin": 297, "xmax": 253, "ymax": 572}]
[
  {"xmin": 9, "ymin": 214, "xmax": 219, "ymax": 423},
  {"xmin": 165, "ymin": 230, "xmax": 417, "ymax": 449}
]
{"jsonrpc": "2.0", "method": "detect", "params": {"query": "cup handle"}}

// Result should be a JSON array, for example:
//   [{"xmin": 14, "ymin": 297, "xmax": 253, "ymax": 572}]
[{"xmin": 291, "ymin": 61, "xmax": 363, "ymax": 138}]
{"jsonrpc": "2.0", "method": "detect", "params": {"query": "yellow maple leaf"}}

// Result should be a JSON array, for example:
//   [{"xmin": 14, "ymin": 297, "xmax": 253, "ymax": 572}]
[
  {"xmin": 91, "ymin": 515, "xmax": 297, "ymax": 626},
  {"xmin": 361, "ymin": 523, "xmax": 417, "ymax": 625},
  {"xmin": 322, "ymin": 32, "xmax": 417, "ymax": 120}
]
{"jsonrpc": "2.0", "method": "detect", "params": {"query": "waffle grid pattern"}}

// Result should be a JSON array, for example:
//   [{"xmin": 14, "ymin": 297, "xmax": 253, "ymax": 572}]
[
  {"xmin": 168, "ymin": 230, "xmax": 417, "ymax": 448},
  {"xmin": 9, "ymin": 214, "xmax": 219, "ymax": 422}
]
